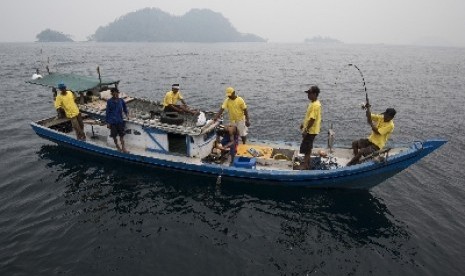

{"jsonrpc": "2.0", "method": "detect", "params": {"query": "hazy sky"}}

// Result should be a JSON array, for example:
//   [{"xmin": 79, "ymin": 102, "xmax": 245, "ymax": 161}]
[{"xmin": 1, "ymin": 0, "xmax": 464, "ymax": 46}]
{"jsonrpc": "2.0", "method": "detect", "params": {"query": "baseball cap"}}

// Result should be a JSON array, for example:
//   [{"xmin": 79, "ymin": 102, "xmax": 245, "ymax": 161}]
[
  {"xmin": 382, "ymin": 108, "xmax": 396, "ymax": 117},
  {"xmin": 225, "ymin": 87, "xmax": 235, "ymax": 96},
  {"xmin": 57, "ymin": 82, "xmax": 66, "ymax": 90},
  {"xmin": 304, "ymin": 85, "xmax": 320, "ymax": 95}
]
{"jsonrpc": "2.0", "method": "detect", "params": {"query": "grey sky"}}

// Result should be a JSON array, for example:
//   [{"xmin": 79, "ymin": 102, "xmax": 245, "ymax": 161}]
[{"xmin": 1, "ymin": 0, "xmax": 464, "ymax": 46}]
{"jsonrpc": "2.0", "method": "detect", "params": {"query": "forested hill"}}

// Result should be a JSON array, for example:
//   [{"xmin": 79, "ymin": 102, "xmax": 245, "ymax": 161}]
[
  {"xmin": 90, "ymin": 8, "xmax": 266, "ymax": 42},
  {"xmin": 36, "ymin": 29, "xmax": 73, "ymax": 42}
]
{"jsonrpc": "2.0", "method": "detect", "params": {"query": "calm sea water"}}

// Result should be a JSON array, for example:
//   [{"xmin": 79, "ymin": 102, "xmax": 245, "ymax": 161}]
[{"xmin": 1, "ymin": 42, "xmax": 464, "ymax": 275}]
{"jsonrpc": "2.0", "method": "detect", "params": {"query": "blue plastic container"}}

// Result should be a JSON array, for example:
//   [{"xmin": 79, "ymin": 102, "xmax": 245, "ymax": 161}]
[{"xmin": 233, "ymin": 156, "xmax": 257, "ymax": 169}]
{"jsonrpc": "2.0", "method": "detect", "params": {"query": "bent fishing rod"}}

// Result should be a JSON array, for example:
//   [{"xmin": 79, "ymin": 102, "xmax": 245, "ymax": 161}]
[
  {"xmin": 348, "ymin": 63, "xmax": 369, "ymax": 105},
  {"xmin": 335, "ymin": 63, "xmax": 370, "ymax": 104}
]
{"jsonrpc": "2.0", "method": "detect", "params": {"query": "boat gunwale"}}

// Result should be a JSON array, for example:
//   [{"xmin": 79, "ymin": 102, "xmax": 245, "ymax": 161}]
[{"xmin": 30, "ymin": 119, "xmax": 444, "ymax": 187}]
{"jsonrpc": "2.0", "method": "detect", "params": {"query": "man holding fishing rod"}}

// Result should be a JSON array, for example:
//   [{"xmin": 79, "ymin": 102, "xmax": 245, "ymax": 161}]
[{"xmin": 347, "ymin": 95, "xmax": 396, "ymax": 166}]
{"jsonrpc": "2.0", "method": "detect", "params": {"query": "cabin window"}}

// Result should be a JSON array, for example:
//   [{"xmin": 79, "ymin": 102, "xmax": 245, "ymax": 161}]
[{"xmin": 168, "ymin": 133, "xmax": 187, "ymax": 155}]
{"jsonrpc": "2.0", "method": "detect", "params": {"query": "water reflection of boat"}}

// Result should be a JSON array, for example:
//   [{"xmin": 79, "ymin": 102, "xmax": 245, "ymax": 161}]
[
  {"xmin": 29, "ymin": 72, "xmax": 446, "ymax": 189},
  {"xmin": 37, "ymin": 143, "xmax": 415, "ymax": 273},
  {"xmin": 38, "ymin": 144, "xmax": 407, "ymax": 242}
]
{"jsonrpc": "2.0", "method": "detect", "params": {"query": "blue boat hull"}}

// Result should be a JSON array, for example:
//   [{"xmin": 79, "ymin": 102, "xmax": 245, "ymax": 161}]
[{"xmin": 31, "ymin": 122, "xmax": 446, "ymax": 189}]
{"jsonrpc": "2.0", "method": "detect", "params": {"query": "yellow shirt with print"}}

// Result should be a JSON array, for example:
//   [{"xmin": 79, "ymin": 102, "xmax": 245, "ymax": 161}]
[
  {"xmin": 163, "ymin": 91, "xmax": 184, "ymax": 107},
  {"xmin": 54, "ymin": 91, "xmax": 79, "ymax": 118},
  {"xmin": 221, "ymin": 96, "xmax": 247, "ymax": 123},
  {"xmin": 368, "ymin": 114, "xmax": 394, "ymax": 149},
  {"xmin": 302, "ymin": 100, "xmax": 321, "ymax": 134}
]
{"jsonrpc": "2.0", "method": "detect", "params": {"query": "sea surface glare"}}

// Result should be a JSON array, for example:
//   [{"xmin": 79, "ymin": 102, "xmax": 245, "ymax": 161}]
[{"xmin": 0, "ymin": 42, "xmax": 464, "ymax": 275}]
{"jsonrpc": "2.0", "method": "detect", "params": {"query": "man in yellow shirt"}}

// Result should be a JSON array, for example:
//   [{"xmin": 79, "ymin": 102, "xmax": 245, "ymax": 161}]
[
  {"xmin": 162, "ymin": 84, "xmax": 196, "ymax": 114},
  {"xmin": 213, "ymin": 87, "xmax": 250, "ymax": 144},
  {"xmin": 299, "ymin": 86, "xmax": 322, "ymax": 170},
  {"xmin": 347, "ymin": 106, "xmax": 396, "ymax": 166},
  {"xmin": 54, "ymin": 82, "xmax": 86, "ymax": 141}
]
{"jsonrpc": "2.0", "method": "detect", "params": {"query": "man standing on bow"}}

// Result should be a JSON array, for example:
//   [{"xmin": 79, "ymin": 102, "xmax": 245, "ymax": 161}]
[
  {"xmin": 54, "ymin": 82, "xmax": 86, "ymax": 141},
  {"xmin": 213, "ymin": 87, "xmax": 250, "ymax": 144}
]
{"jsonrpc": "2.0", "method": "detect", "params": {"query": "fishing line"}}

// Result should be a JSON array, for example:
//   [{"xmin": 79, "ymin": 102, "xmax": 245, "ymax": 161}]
[
  {"xmin": 331, "ymin": 63, "xmax": 372, "ymax": 146},
  {"xmin": 334, "ymin": 63, "xmax": 368, "ymax": 99}
]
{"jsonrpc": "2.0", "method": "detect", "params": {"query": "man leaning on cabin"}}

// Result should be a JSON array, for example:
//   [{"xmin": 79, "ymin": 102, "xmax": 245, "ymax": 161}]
[
  {"xmin": 54, "ymin": 82, "xmax": 86, "ymax": 141},
  {"xmin": 346, "ymin": 104, "xmax": 396, "ymax": 166},
  {"xmin": 213, "ymin": 87, "xmax": 250, "ymax": 144}
]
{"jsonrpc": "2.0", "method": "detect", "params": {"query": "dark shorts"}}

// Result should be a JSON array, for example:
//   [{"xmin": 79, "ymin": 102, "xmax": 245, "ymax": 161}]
[
  {"xmin": 356, "ymin": 138, "xmax": 380, "ymax": 156},
  {"xmin": 110, "ymin": 123, "xmax": 125, "ymax": 138},
  {"xmin": 163, "ymin": 105, "xmax": 180, "ymax": 113},
  {"xmin": 300, "ymin": 134, "xmax": 317, "ymax": 154}
]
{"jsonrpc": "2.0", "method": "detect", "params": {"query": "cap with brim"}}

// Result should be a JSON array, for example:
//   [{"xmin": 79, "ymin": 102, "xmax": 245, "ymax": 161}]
[
  {"xmin": 382, "ymin": 108, "xmax": 396, "ymax": 117},
  {"xmin": 172, "ymin": 84, "xmax": 180, "ymax": 90},
  {"xmin": 225, "ymin": 87, "xmax": 235, "ymax": 96},
  {"xmin": 304, "ymin": 86, "xmax": 320, "ymax": 94}
]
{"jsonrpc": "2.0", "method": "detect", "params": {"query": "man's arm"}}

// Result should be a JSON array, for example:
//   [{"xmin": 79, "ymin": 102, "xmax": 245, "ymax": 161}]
[
  {"xmin": 365, "ymin": 104, "xmax": 372, "ymax": 124},
  {"xmin": 224, "ymin": 131, "xmax": 235, "ymax": 149},
  {"xmin": 54, "ymin": 96, "xmax": 61, "ymax": 110},
  {"xmin": 366, "ymin": 105, "xmax": 380, "ymax": 134},
  {"xmin": 213, "ymin": 108, "xmax": 224, "ymax": 122},
  {"xmin": 303, "ymin": 118, "xmax": 315, "ymax": 136},
  {"xmin": 244, "ymin": 109, "xmax": 250, "ymax": 127},
  {"xmin": 365, "ymin": 105, "xmax": 381, "ymax": 134},
  {"xmin": 306, "ymin": 118, "xmax": 315, "ymax": 131},
  {"xmin": 122, "ymin": 100, "xmax": 128, "ymax": 117}
]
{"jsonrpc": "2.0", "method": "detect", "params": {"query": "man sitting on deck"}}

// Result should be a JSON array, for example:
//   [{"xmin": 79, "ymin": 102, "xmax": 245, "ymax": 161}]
[
  {"xmin": 162, "ymin": 84, "xmax": 197, "ymax": 114},
  {"xmin": 347, "ymin": 106, "xmax": 396, "ymax": 166},
  {"xmin": 210, "ymin": 125, "xmax": 239, "ymax": 165}
]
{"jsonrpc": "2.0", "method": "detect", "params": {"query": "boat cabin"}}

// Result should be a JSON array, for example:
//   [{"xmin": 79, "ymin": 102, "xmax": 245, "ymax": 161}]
[{"xmin": 28, "ymin": 73, "xmax": 219, "ymax": 159}]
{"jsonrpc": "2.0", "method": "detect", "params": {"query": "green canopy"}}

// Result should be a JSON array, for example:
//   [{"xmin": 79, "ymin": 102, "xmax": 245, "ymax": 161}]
[{"xmin": 26, "ymin": 73, "xmax": 119, "ymax": 92}]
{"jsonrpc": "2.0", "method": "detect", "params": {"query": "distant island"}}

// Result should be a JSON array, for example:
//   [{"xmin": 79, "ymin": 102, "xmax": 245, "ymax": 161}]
[
  {"xmin": 304, "ymin": 36, "xmax": 342, "ymax": 44},
  {"xmin": 36, "ymin": 29, "xmax": 73, "ymax": 42},
  {"xmin": 89, "ymin": 8, "xmax": 266, "ymax": 42}
]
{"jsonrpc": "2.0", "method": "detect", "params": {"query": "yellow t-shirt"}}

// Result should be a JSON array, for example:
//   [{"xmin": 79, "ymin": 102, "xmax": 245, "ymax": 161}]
[
  {"xmin": 221, "ymin": 96, "xmax": 247, "ymax": 123},
  {"xmin": 368, "ymin": 114, "xmax": 394, "ymax": 149},
  {"xmin": 54, "ymin": 91, "xmax": 79, "ymax": 118},
  {"xmin": 302, "ymin": 100, "xmax": 321, "ymax": 134},
  {"xmin": 163, "ymin": 91, "xmax": 184, "ymax": 107}
]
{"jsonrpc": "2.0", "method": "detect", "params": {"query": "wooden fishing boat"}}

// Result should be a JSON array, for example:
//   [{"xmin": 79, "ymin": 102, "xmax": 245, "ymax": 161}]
[{"xmin": 27, "ymin": 72, "xmax": 447, "ymax": 189}]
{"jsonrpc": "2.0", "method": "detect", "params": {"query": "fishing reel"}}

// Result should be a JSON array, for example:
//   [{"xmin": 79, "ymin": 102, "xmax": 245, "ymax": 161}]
[{"xmin": 360, "ymin": 102, "xmax": 371, "ymax": 110}]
